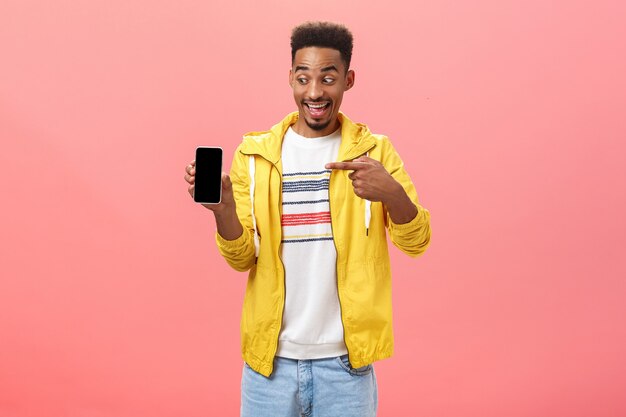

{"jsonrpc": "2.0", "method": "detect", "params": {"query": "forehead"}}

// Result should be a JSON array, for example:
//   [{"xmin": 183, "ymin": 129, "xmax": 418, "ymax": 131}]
[{"xmin": 292, "ymin": 47, "xmax": 345, "ymax": 72}]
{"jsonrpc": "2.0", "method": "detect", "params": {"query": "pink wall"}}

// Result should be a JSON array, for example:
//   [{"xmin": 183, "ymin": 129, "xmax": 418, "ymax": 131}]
[{"xmin": 1, "ymin": 0, "xmax": 625, "ymax": 416}]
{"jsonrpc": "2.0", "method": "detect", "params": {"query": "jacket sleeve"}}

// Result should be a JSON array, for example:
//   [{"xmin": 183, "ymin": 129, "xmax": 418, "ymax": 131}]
[
  {"xmin": 214, "ymin": 144, "xmax": 257, "ymax": 272},
  {"xmin": 379, "ymin": 137, "xmax": 431, "ymax": 257}
]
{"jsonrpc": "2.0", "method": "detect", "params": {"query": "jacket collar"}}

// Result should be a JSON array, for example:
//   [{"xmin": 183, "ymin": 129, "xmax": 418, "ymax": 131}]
[{"xmin": 239, "ymin": 112, "xmax": 377, "ymax": 165}]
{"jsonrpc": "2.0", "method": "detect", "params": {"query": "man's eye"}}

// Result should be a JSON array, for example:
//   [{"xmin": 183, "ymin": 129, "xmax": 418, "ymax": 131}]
[
  {"xmin": 323, "ymin": 78, "xmax": 335, "ymax": 84},
  {"xmin": 297, "ymin": 78, "xmax": 308, "ymax": 85}
]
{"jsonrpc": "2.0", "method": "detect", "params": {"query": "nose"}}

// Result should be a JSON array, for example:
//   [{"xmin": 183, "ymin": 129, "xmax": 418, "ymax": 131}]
[{"xmin": 306, "ymin": 80, "xmax": 323, "ymax": 100}]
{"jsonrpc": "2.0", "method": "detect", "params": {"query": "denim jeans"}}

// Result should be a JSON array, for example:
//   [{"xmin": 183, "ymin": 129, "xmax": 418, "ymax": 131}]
[{"xmin": 241, "ymin": 355, "xmax": 378, "ymax": 417}]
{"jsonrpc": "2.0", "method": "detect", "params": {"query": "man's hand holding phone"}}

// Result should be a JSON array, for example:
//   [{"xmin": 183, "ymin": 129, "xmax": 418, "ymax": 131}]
[
  {"xmin": 184, "ymin": 161, "xmax": 235, "ymax": 212},
  {"xmin": 184, "ymin": 156, "xmax": 243, "ymax": 241}
]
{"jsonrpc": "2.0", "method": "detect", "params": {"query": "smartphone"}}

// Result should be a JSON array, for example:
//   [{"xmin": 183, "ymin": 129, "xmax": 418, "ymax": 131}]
[{"xmin": 194, "ymin": 147, "xmax": 223, "ymax": 204}]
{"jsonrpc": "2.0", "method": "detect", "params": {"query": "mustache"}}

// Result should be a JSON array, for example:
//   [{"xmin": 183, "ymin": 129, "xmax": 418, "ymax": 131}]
[{"xmin": 303, "ymin": 99, "xmax": 332, "ymax": 103}]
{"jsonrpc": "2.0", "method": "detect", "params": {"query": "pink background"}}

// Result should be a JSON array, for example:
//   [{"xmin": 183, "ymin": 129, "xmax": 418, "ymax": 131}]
[{"xmin": 1, "ymin": 0, "xmax": 625, "ymax": 416}]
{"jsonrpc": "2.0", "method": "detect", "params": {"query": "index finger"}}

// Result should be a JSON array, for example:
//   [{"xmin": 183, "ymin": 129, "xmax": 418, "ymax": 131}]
[
  {"xmin": 325, "ymin": 161, "xmax": 368, "ymax": 171},
  {"xmin": 186, "ymin": 160, "xmax": 196, "ymax": 174}
]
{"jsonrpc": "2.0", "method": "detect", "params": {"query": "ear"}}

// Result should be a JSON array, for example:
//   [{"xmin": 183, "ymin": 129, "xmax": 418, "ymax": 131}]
[
  {"xmin": 345, "ymin": 69, "xmax": 355, "ymax": 91},
  {"xmin": 289, "ymin": 68, "xmax": 294, "ymax": 88}
]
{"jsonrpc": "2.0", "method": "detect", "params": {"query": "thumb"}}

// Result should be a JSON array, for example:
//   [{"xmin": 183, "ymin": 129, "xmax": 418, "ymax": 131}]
[{"xmin": 222, "ymin": 173, "xmax": 232, "ymax": 190}]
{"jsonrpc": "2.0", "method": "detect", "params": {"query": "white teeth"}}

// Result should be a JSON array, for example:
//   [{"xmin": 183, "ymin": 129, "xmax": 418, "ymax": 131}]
[{"xmin": 307, "ymin": 103, "xmax": 327, "ymax": 109}]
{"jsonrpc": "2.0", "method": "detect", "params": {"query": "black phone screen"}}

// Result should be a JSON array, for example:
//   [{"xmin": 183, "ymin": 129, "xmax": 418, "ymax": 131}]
[{"xmin": 194, "ymin": 147, "xmax": 223, "ymax": 204}]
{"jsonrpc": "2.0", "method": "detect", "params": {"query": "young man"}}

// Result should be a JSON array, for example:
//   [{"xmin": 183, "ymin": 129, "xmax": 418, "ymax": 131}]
[{"xmin": 184, "ymin": 21, "xmax": 430, "ymax": 417}]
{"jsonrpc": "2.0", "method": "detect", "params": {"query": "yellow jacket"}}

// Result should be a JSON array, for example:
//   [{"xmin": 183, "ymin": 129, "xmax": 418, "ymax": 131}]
[{"xmin": 216, "ymin": 112, "xmax": 431, "ymax": 377}]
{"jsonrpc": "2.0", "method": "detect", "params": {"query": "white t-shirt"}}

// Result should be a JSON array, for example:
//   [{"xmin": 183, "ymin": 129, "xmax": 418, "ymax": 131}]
[{"xmin": 276, "ymin": 127, "xmax": 348, "ymax": 359}]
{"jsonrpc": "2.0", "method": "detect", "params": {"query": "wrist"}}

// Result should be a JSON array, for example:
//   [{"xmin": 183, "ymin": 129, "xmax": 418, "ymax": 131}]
[
  {"xmin": 384, "ymin": 184, "xmax": 418, "ymax": 224},
  {"xmin": 213, "ymin": 203, "xmax": 243, "ymax": 241},
  {"xmin": 212, "ymin": 202, "xmax": 237, "ymax": 218},
  {"xmin": 382, "ymin": 181, "xmax": 407, "ymax": 207}
]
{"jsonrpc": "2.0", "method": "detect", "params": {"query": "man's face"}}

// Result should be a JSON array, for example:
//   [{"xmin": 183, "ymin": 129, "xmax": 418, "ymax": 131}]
[{"xmin": 289, "ymin": 47, "xmax": 355, "ymax": 138}]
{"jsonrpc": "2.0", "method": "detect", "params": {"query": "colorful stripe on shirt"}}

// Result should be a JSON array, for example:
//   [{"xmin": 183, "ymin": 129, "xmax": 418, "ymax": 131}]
[{"xmin": 281, "ymin": 170, "xmax": 334, "ymax": 244}]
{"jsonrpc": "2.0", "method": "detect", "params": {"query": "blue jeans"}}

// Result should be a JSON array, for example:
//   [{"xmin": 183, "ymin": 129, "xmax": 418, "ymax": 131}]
[{"xmin": 241, "ymin": 355, "xmax": 378, "ymax": 417}]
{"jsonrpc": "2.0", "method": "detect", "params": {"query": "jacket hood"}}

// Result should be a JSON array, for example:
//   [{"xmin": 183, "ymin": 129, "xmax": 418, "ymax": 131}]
[{"xmin": 239, "ymin": 112, "xmax": 378, "ymax": 164}]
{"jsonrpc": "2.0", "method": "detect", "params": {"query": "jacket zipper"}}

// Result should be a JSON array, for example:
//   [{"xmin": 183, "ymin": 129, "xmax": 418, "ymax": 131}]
[
  {"xmin": 245, "ymin": 150, "xmax": 286, "ymax": 374},
  {"xmin": 271, "ymin": 160, "xmax": 286, "ymax": 369},
  {"xmin": 331, "ymin": 145, "xmax": 377, "ymax": 363},
  {"xmin": 328, "ymin": 167, "xmax": 351, "ymax": 362}
]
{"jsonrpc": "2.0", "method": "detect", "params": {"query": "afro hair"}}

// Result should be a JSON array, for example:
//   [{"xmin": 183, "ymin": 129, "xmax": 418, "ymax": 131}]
[{"xmin": 290, "ymin": 21, "xmax": 354, "ymax": 70}]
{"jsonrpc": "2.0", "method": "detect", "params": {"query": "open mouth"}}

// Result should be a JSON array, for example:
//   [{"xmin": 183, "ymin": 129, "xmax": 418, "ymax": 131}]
[{"xmin": 305, "ymin": 102, "xmax": 331, "ymax": 118}]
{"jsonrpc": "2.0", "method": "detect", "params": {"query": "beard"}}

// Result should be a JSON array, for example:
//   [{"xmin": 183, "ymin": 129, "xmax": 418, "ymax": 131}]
[{"xmin": 305, "ymin": 117, "xmax": 332, "ymax": 131}]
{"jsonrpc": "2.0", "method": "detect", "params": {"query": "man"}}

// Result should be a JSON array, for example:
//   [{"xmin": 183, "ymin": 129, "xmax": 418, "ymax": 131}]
[{"xmin": 184, "ymin": 21, "xmax": 430, "ymax": 417}]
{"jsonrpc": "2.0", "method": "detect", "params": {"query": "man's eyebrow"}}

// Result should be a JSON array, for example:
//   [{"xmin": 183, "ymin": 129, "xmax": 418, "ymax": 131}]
[{"xmin": 294, "ymin": 65, "xmax": 339, "ymax": 73}]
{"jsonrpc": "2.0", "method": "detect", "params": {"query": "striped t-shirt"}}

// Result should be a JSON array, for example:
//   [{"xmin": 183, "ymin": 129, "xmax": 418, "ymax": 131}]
[{"xmin": 276, "ymin": 126, "xmax": 348, "ymax": 360}]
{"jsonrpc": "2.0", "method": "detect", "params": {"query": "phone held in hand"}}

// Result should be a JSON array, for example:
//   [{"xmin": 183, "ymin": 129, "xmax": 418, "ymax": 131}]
[{"xmin": 194, "ymin": 147, "xmax": 223, "ymax": 204}]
